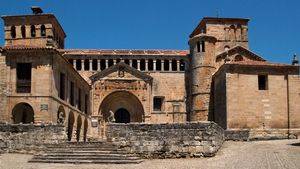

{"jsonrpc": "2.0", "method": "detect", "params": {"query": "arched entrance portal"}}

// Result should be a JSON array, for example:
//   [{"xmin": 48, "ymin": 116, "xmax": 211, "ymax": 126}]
[
  {"xmin": 12, "ymin": 102, "xmax": 34, "ymax": 124},
  {"xmin": 115, "ymin": 108, "xmax": 130, "ymax": 123},
  {"xmin": 99, "ymin": 91, "xmax": 144, "ymax": 123}
]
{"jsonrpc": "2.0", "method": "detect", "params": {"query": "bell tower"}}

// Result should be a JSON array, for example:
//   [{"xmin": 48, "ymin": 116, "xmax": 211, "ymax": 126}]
[{"xmin": 1, "ymin": 6, "xmax": 66, "ymax": 49}]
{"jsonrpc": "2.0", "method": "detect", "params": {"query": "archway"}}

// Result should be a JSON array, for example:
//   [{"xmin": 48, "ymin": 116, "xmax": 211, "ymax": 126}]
[
  {"xmin": 76, "ymin": 116, "xmax": 82, "ymax": 142},
  {"xmin": 67, "ymin": 111, "xmax": 75, "ymax": 141},
  {"xmin": 99, "ymin": 91, "xmax": 144, "ymax": 123},
  {"xmin": 115, "ymin": 108, "xmax": 130, "ymax": 123},
  {"xmin": 12, "ymin": 102, "xmax": 34, "ymax": 124}
]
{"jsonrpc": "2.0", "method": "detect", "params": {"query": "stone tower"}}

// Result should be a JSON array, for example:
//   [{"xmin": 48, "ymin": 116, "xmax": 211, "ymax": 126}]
[
  {"xmin": 188, "ymin": 17, "xmax": 250, "ymax": 121},
  {"xmin": 1, "ymin": 7, "xmax": 66, "ymax": 49}
]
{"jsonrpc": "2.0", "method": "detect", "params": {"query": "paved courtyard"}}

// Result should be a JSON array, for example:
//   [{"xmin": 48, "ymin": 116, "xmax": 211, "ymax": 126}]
[{"xmin": 1, "ymin": 139, "xmax": 300, "ymax": 169}]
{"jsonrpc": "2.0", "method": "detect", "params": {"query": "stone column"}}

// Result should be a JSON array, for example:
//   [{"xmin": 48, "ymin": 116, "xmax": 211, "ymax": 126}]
[
  {"xmin": 169, "ymin": 60, "xmax": 172, "ymax": 71},
  {"xmin": 97, "ymin": 60, "xmax": 100, "ymax": 71},
  {"xmin": 153, "ymin": 60, "xmax": 157, "ymax": 71},
  {"xmin": 89, "ymin": 59, "xmax": 92, "ymax": 71},
  {"xmin": 145, "ymin": 59, "xmax": 148, "ymax": 71},
  {"xmin": 113, "ymin": 59, "xmax": 116, "ymax": 65},
  {"xmin": 73, "ymin": 60, "xmax": 76, "ymax": 69},
  {"xmin": 137, "ymin": 60, "xmax": 141, "ymax": 70},
  {"xmin": 129, "ymin": 59, "xmax": 132, "ymax": 67},
  {"xmin": 105, "ymin": 59, "xmax": 108, "ymax": 68},
  {"xmin": 81, "ymin": 59, "xmax": 84, "ymax": 71},
  {"xmin": 161, "ymin": 60, "xmax": 164, "ymax": 71},
  {"xmin": 177, "ymin": 60, "xmax": 180, "ymax": 71}
]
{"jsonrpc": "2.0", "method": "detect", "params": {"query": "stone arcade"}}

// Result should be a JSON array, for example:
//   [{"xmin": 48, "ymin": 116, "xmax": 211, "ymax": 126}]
[{"xmin": 0, "ymin": 7, "xmax": 300, "ymax": 156}]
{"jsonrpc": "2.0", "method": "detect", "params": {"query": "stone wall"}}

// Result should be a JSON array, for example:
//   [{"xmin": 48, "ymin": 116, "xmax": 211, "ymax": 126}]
[
  {"xmin": 0, "ymin": 124, "xmax": 66, "ymax": 153},
  {"xmin": 106, "ymin": 122, "xmax": 224, "ymax": 158}
]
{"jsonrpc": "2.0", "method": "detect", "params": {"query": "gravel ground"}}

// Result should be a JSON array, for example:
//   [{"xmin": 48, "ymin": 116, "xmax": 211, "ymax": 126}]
[{"xmin": 1, "ymin": 139, "xmax": 300, "ymax": 169}]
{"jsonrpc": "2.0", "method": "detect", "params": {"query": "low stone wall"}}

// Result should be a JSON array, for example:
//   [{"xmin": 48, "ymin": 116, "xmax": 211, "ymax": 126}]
[
  {"xmin": 225, "ymin": 129, "xmax": 299, "ymax": 141},
  {"xmin": 0, "ymin": 124, "xmax": 66, "ymax": 153},
  {"xmin": 106, "ymin": 122, "xmax": 224, "ymax": 158}
]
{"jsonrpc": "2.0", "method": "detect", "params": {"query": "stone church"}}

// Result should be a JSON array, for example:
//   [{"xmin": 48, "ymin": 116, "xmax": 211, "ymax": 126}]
[{"xmin": 0, "ymin": 7, "xmax": 299, "ymax": 141}]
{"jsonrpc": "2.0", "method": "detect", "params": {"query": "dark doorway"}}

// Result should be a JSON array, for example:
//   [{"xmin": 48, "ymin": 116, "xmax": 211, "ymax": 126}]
[
  {"xmin": 114, "ymin": 108, "xmax": 130, "ymax": 123},
  {"xmin": 12, "ymin": 103, "xmax": 34, "ymax": 124}
]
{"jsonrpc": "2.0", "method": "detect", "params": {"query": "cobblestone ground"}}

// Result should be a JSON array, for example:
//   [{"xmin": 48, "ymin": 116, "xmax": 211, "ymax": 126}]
[{"xmin": 0, "ymin": 139, "xmax": 300, "ymax": 169}]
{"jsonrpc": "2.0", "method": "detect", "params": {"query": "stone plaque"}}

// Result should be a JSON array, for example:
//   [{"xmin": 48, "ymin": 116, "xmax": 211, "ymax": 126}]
[
  {"xmin": 40, "ymin": 104, "xmax": 48, "ymax": 111},
  {"xmin": 91, "ymin": 118, "xmax": 98, "ymax": 127}
]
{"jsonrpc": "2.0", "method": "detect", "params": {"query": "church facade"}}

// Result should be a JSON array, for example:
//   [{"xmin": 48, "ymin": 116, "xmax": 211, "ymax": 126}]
[{"xmin": 0, "ymin": 7, "xmax": 299, "ymax": 141}]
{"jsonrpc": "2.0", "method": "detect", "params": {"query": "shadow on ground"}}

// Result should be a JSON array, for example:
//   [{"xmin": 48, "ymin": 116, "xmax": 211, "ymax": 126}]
[{"xmin": 289, "ymin": 142, "xmax": 300, "ymax": 146}]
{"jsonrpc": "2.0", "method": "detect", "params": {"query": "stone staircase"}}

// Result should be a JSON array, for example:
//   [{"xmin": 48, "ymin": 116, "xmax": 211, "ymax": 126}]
[{"xmin": 28, "ymin": 142, "xmax": 143, "ymax": 164}]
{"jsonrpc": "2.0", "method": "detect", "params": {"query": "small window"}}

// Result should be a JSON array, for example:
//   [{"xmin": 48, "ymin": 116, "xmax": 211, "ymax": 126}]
[
  {"xmin": 196, "ymin": 41, "xmax": 200, "ymax": 53},
  {"xmin": 59, "ymin": 73, "xmax": 65, "ymax": 100},
  {"xmin": 148, "ymin": 59, "xmax": 153, "ymax": 71},
  {"xmin": 84, "ymin": 59, "xmax": 89, "ymax": 71},
  {"xmin": 76, "ymin": 60, "xmax": 81, "ymax": 70},
  {"xmin": 164, "ymin": 60, "xmax": 169, "ymax": 71},
  {"xmin": 92, "ymin": 59, "xmax": 98, "ymax": 71},
  {"xmin": 16, "ymin": 63, "xmax": 32, "ymax": 93},
  {"xmin": 11, "ymin": 26, "xmax": 16, "ymax": 38},
  {"xmin": 41, "ymin": 25, "xmax": 46, "ymax": 37},
  {"xmin": 132, "ymin": 59, "xmax": 137, "ymax": 69},
  {"xmin": 171, "ymin": 60, "xmax": 177, "ymax": 71},
  {"xmin": 179, "ymin": 59, "xmax": 185, "ymax": 71},
  {"xmin": 100, "ymin": 59, "xmax": 106, "ymax": 70},
  {"xmin": 234, "ymin": 55, "xmax": 243, "ymax": 61},
  {"xmin": 21, "ymin": 25, "xmax": 26, "ymax": 38},
  {"xmin": 156, "ymin": 59, "xmax": 161, "ymax": 71},
  {"xmin": 258, "ymin": 75, "xmax": 268, "ymax": 90},
  {"xmin": 200, "ymin": 41, "xmax": 205, "ymax": 52},
  {"xmin": 30, "ymin": 25, "xmax": 36, "ymax": 37},
  {"xmin": 140, "ymin": 59, "xmax": 145, "ymax": 71},
  {"xmin": 70, "ymin": 82, "xmax": 75, "ymax": 106},
  {"xmin": 153, "ymin": 97, "xmax": 164, "ymax": 111}
]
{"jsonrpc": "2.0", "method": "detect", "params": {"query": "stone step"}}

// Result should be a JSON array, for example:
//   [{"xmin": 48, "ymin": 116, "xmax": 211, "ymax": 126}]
[
  {"xmin": 32, "ymin": 156, "xmax": 140, "ymax": 161},
  {"xmin": 44, "ymin": 150, "xmax": 127, "ymax": 154},
  {"xmin": 37, "ymin": 153, "xmax": 136, "ymax": 158},
  {"xmin": 28, "ymin": 159, "xmax": 143, "ymax": 164}
]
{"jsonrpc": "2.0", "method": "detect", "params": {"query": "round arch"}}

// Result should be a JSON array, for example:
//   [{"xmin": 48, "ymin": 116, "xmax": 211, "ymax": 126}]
[
  {"xmin": 99, "ymin": 91, "xmax": 144, "ymax": 123},
  {"xmin": 12, "ymin": 102, "xmax": 34, "ymax": 124},
  {"xmin": 67, "ymin": 111, "xmax": 75, "ymax": 141},
  {"xmin": 76, "ymin": 116, "xmax": 82, "ymax": 142}
]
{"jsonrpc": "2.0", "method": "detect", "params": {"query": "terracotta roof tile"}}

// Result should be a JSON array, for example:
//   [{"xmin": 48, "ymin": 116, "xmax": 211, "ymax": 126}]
[
  {"xmin": 227, "ymin": 60, "xmax": 293, "ymax": 67},
  {"xmin": 59, "ymin": 49, "xmax": 188, "ymax": 56}
]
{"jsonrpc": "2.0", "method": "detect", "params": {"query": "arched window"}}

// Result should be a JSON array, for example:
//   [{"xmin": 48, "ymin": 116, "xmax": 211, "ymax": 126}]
[
  {"xmin": 30, "ymin": 25, "xmax": 36, "ymax": 37},
  {"xmin": 11, "ymin": 26, "xmax": 16, "ymax": 38},
  {"xmin": 234, "ymin": 55, "xmax": 243, "ymax": 61},
  {"xmin": 229, "ymin": 25, "xmax": 236, "ymax": 40},
  {"xmin": 40, "ymin": 24, "xmax": 46, "ymax": 37},
  {"xmin": 21, "ymin": 25, "xmax": 26, "ymax": 38}
]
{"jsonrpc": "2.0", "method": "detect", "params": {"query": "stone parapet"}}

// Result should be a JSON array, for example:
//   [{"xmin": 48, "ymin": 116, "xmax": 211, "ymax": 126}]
[{"xmin": 106, "ymin": 122, "xmax": 224, "ymax": 158}]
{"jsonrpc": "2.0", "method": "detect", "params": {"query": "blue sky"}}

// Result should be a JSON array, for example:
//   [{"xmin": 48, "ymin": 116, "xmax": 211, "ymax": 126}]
[{"xmin": 0, "ymin": 0, "xmax": 299, "ymax": 64}]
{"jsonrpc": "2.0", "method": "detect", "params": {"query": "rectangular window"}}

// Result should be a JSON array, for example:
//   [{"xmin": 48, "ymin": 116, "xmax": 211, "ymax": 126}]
[
  {"xmin": 201, "ymin": 41, "xmax": 205, "ymax": 52},
  {"xmin": 197, "ymin": 41, "xmax": 200, "ymax": 53},
  {"xmin": 153, "ymin": 97, "xmax": 164, "ymax": 111},
  {"xmin": 70, "ymin": 82, "xmax": 74, "ymax": 106},
  {"xmin": 16, "ymin": 63, "xmax": 32, "ymax": 93},
  {"xmin": 59, "ymin": 73, "xmax": 65, "ymax": 100},
  {"xmin": 258, "ymin": 75, "xmax": 268, "ymax": 90}
]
